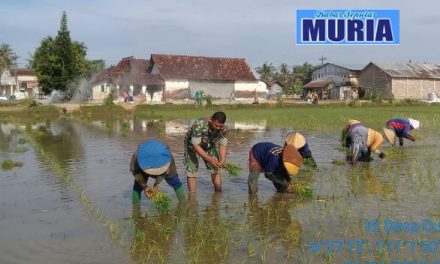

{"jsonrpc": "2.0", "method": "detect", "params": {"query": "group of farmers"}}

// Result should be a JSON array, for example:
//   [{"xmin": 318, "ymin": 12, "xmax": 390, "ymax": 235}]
[{"xmin": 130, "ymin": 112, "xmax": 420, "ymax": 204}]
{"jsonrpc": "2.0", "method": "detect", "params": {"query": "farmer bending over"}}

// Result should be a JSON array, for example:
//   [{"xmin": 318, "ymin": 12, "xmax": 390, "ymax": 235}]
[
  {"xmin": 341, "ymin": 120, "xmax": 385, "ymax": 165},
  {"xmin": 248, "ymin": 141, "xmax": 304, "ymax": 194},
  {"xmin": 130, "ymin": 139, "xmax": 186, "ymax": 204},
  {"xmin": 383, "ymin": 118, "xmax": 420, "ymax": 146},
  {"xmin": 184, "ymin": 111, "xmax": 228, "ymax": 192},
  {"xmin": 285, "ymin": 132, "xmax": 317, "ymax": 168}
]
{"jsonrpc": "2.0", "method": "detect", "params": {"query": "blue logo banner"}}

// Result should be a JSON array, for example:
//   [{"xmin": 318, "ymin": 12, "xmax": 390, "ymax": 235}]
[{"xmin": 296, "ymin": 10, "xmax": 400, "ymax": 45}]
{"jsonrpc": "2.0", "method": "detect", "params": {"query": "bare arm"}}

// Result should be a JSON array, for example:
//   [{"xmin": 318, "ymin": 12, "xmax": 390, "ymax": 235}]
[
  {"xmin": 219, "ymin": 144, "xmax": 227, "ymax": 164},
  {"xmin": 193, "ymin": 144, "xmax": 221, "ymax": 169},
  {"xmin": 405, "ymin": 133, "xmax": 416, "ymax": 142}
]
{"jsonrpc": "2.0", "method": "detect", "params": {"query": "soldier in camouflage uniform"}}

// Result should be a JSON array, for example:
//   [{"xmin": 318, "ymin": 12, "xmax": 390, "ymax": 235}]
[{"xmin": 184, "ymin": 111, "xmax": 228, "ymax": 192}]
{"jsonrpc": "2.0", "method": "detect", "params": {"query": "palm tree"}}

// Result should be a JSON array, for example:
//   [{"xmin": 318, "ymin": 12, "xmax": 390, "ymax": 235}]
[
  {"xmin": 0, "ymin": 43, "xmax": 18, "ymax": 75},
  {"xmin": 255, "ymin": 62, "xmax": 276, "ymax": 82}
]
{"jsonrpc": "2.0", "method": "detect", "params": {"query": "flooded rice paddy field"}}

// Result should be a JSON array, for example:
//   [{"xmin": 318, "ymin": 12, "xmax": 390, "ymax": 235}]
[{"xmin": 1, "ymin": 113, "xmax": 440, "ymax": 264}]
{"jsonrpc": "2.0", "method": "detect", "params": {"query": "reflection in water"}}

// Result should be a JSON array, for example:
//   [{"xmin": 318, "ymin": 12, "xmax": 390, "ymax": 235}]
[
  {"xmin": 28, "ymin": 119, "xmax": 84, "ymax": 165},
  {"xmin": 0, "ymin": 124, "xmax": 19, "ymax": 152},
  {"xmin": 130, "ymin": 204, "xmax": 182, "ymax": 264},
  {"xmin": 349, "ymin": 165, "xmax": 396, "ymax": 198},
  {"xmin": 247, "ymin": 194, "xmax": 303, "ymax": 251},
  {"xmin": 232, "ymin": 120, "xmax": 267, "ymax": 131},
  {"xmin": 88, "ymin": 118, "xmax": 268, "ymax": 137},
  {"xmin": 183, "ymin": 193, "xmax": 233, "ymax": 263}
]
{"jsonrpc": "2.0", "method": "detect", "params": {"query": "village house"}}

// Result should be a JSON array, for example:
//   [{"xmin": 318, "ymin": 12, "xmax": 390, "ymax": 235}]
[
  {"xmin": 305, "ymin": 63, "xmax": 363, "ymax": 100},
  {"xmin": 265, "ymin": 81, "xmax": 284, "ymax": 99},
  {"xmin": 0, "ymin": 68, "xmax": 39, "ymax": 98},
  {"xmin": 358, "ymin": 62, "xmax": 440, "ymax": 100},
  {"xmin": 91, "ymin": 56, "xmax": 163, "ymax": 101},
  {"xmin": 148, "ymin": 54, "xmax": 266, "ymax": 102}
]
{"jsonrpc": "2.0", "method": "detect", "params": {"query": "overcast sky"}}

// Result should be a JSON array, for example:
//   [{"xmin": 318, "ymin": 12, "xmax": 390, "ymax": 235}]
[{"xmin": 1, "ymin": 0, "xmax": 438, "ymax": 71}]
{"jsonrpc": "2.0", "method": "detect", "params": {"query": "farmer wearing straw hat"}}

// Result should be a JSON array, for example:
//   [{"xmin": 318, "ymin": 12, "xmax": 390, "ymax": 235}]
[
  {"xmin": 184, "ymin": 111, "xmax": 228, "ymax": 193},
  {"xmin": 383, "ymin": 118, "xmax": 420, "ymax": 146},
  {"xmin": 130, "ymin": 139, "xmax": 186, "ymax": 204},
  {"xmin": 248, "ymin": 142, "xmax": 304, "ymax": 194},
  {"xmin": 342, "ymin": 120, "xmax": 386, "ymax": 165},
  {"xmin": 285, "ymin": 132, "xmax": 317, "ymax": 168}
]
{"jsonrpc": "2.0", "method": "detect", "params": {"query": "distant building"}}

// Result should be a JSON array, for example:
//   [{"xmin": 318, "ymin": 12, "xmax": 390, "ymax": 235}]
[
  {"xmin": 92, "ymin": 56, "xmax": 163, "ymax": 101},
  {"xmin": 303, "ymin": 80, "xmax": 334, "ymax": 100},
  {"xmin": 358, "ymin": 62, "xmax": 440, "ymax": 100},
  {"xmin": 265, "ymin": 81, "xmax": 284, "ymax": 99},
  {"xmin": 148, "ymin": 54, "xmax": 266, "ymax": 101},
  {"xmin": 0, "ymin": 68, "xmax": 39, "ymax": 97},
  {"xmin": 307, "ymin": 63, "xmax": 363, "ymax": 100}
]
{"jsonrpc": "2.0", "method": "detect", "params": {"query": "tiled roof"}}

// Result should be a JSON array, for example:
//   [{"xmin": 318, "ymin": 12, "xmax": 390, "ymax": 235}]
[
  {"xmin": 10, "ymin": 68, "xmax": 35, "ymax": 76},
  {"xmin": 150, "ymin": 54, "xmax": 256, "ymax": 81},
  {"xmin": 370, "ymin": 62, "xmax": 440, "ymax": 79},
  {"xmin": 93, "ymin": 57, "xmax": 163, "ymax": 85}
]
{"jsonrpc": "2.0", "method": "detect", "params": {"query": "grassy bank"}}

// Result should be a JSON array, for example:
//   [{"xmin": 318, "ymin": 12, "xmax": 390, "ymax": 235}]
[
  {"xmin": 1, "ymin": 100, "xmax": 439, "ymax": 133},
  {"xmin": 134, "ymin": 102, "xmax": 440, "ymax": 133}
]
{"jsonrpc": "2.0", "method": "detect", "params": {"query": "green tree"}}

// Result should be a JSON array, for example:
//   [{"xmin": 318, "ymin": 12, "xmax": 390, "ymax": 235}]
[
  {"xmin": 0, "ymin": 43, "xmax": 18, "ymax": 75},
  {"xmin": 32, "ymin": 11, "xmax": 89, "ymax": 95},
  {"xmin": 256, "ymin": 62, "xmax": 276, "ymax": 82}
]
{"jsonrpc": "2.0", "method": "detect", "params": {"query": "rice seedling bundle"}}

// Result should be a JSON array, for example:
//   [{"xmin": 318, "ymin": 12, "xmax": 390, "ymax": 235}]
[
  {"xmin": 287, "ymin": 182, "xmax": 313, "ymax": 197},
  {"xmin": 152, "ymin": 191, "xmax": 172, "ymax": 213},
  {"xmin": 223, "ymin": 163, "xmax": 242, "ymax": 177}
]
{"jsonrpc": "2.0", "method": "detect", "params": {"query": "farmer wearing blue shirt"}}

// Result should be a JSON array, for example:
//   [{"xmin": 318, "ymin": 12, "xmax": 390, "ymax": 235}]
[
  {"xmin": 383, "ymin": 118, "xmax": 419, "ymax": 146},
  {"xmin": 130, "ymin": 139, "xmax": 186, "ymax": 204},
  {"xmin": 248, "ymin": 141, "xmax": 304, "ymax": 194}
]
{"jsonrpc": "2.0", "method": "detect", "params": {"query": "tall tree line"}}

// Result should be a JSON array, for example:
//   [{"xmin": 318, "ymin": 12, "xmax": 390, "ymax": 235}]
[
  {"xmin": 256, "ymin": 62, "xmax": 316, "ymax": 95},
  {"xmin": 32, "ymin": 11, "xmax": 90, "ymax": 95}
]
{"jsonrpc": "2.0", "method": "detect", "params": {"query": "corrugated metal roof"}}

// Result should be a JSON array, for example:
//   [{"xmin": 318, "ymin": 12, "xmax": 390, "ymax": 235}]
[
  {"xmin": 373, "ymin": 62, "xmax": 440, "ymax": 79},
  {"xmin": 313, "ymin": 63, "xmax": 364, "ymax": 72},
  {"xmin": 304, "ymin": 80, "xmax": 331, "ymax": 88}
]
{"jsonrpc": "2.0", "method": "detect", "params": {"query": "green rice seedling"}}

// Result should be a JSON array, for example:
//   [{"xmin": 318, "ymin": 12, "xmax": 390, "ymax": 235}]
[
  {"xmin": 152, "ymin": 192, "xmax": 172, "ymax": 213},
  {"xmin": 303, "ymin": 158, "xmax": 316, "ymax": 168},
  {"xmin": 287, "ymin": 182, "xmax": 313, "ymax": 198},
  {"xmin": 17, "ymin": 138, "xmax": 27, "ymax": 144},
  {"xmin": 1, "ymin": 158, "xmax": 23, "ymax": 170},
  {"xmin": 332, "ymin": 159, "xmax": 346, "ymax": 166},
  {"xmin": 223, "ymin": 163, "xmax": 242, "ymax": 177}
]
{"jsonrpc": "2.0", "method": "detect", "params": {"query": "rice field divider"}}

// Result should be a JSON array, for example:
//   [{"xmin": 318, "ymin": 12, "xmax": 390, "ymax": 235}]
[{"xmin": 22, "ymin": 128, "xmax": 127, "ymax": 247}]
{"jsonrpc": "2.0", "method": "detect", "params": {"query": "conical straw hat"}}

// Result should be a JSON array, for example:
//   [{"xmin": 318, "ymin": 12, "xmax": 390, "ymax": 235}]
[
  {"xmin": 383, "ymin": 127, "xmax": 396, "ymax": 146},
  {"xmin": 285, "ymin": 132, "xmax": 306, "ymax": 149}
]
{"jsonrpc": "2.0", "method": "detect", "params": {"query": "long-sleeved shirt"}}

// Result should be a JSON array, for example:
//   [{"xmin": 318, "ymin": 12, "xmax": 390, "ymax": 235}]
[{"xmin": 386, "ymin": 118, "xmax": 411, "ymax": 138}]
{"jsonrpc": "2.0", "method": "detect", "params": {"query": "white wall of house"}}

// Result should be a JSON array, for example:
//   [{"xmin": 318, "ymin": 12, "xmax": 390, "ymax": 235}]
[
  {"xmin": 17, "ymin": 75, "xmax": 37, "ymax": 83},
  {"xmin": 234, "ymin": 81, "xmax": 267, "ymax": 100},
  {"xmin": 165, "ymin": 80, "xmax": 189, "ymax": 90},
  {"xmin": 234, "ymin": 81, "xmax": 266, "ymax": 92},
  {"xmin": 190, "ymin": 80, "xmax": 234, "ymax": 98},
  {"xmin": 92, "ymin": 82, "xmax": 111, "ymax": 100},
  {"xmin": 0, "ymin": 71, "xmax": 17, "ymax": 96},
  {"xmin": 163, "ymin": 79, "xmax": 189, "ymax": 100}
]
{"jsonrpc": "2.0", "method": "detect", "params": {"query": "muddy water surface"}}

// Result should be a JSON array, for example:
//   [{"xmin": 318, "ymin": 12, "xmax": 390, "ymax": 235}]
[{"xmin": 1, "ymin": 117, "xmax": 439, "ymax": 263}]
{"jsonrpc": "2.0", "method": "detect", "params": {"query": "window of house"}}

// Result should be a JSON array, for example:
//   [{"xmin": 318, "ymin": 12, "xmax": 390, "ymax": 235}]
[{"xmin": 101, "ymin": 85, "xmax": 105, "ymax": 92}]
